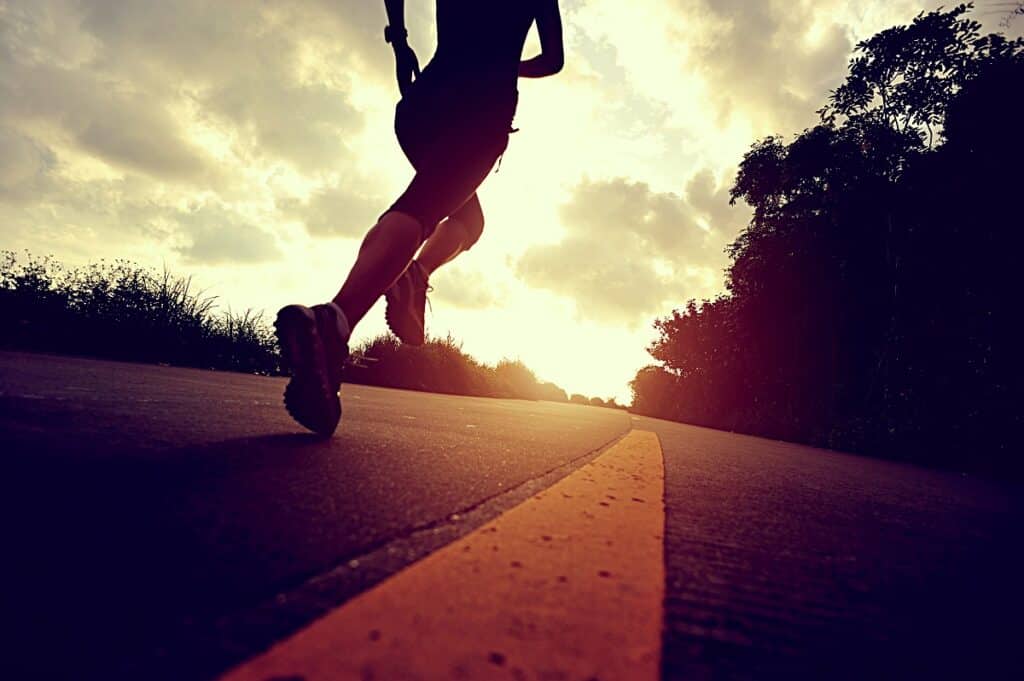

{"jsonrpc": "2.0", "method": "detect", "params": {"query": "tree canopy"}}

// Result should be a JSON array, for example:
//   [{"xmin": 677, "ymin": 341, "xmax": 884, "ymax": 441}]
[{"xmin": 632, "ymin": 4, "xmax": 1024, "ymax": 474}]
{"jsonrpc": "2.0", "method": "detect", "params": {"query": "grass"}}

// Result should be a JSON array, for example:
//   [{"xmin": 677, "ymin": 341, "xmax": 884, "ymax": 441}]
[
  {"xmin": 0, "ymin": 251, "xmax": 583, "ymax": 403},
  {"xmin": 0, "ymin": 251, "xmax": 279, "ymax": 374}
]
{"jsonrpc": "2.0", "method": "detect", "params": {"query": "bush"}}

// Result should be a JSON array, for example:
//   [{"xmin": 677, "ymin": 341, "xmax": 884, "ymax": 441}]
[
  {"xmin": 0, "ymin": 252, "xmax": 278, "ymax": 374},
  {"xmin": 344, "ymin": 334, "xmax": 570, "ymax": 401}
]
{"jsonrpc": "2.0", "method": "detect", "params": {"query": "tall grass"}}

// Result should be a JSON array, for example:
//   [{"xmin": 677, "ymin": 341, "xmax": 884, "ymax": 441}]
[
  {"xmin": 0, "ymin": 252, "xmax": 583, "ymax": 403},
  {"xmin": 0, "ymin": 251, "xmax": 278, "ymax": 374}
]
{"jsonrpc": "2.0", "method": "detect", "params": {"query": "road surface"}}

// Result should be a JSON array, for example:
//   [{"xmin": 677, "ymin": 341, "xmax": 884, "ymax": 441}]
[{"xmin": 1, "ymin": 351, "xmax": 1021, "ymax": 679}]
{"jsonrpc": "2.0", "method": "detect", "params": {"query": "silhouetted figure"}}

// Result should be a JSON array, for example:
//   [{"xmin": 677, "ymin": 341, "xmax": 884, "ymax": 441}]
[{"xmin": 275, "ymin": 0, "xmax": 564, "ymax": 434}]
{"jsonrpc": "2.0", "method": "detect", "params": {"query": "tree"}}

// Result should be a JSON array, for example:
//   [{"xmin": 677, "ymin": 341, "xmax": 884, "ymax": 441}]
[
  {"xmin": 494, "ymin": 358, "xmax": 542, "ymax": 399},
  {"xmin": 629, "ymin": 366, "xmax": 679, "ymax": 420},
  {"xmin": 821, "ymin": 4, "xmax": 1022, "ymax": 147},
  {"xmin": 632, "ymin": 5, "xmax": 1024, "ymax": 472},
  {"xmin": 536, "ymin": 381, "xmax": 569, "ymax": 402}
]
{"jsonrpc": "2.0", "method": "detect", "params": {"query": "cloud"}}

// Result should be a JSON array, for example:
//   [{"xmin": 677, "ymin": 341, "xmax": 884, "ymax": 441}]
[
  {"xmin": 78, "ymin": 1, "xmax": 367, "ymax": 172},
  {"xmin": 515, "ymin": 174, "xmax": 747, "ymax": 325},
  {"xmin": 683, "ymin": 0, "xmax": 855, "ymax": 131},
  {"xmin": 0, "ymin": 0, "xmax": 379, "ymax": 188},
  {"xmin": 173, "ymin": 204, "xmax": 280, "ymax": 265},
  {"xmin": 0, "ymin": 127, "xmax": 56, "ymax": 199},
  {"xmin": 0, "ymin": 58, "xmax": 215, "ymax": 183},
  {"xmin": 203, "ymin": 77, "xmax": 362, "ymax": 172},
  {"xmin": 431, "ymin": 266, "xmax": 507, "ymax": 310},
  {"xmin": 0, "ymin": 0, "xmax": 392, "ymax": 267},
  {"xmin": 572, "ymin": 0, "xmax": 934, "ymax": 148},
  {"xmin": 279, "ymin": 181, "xmax": 382, "ymax": 237}
]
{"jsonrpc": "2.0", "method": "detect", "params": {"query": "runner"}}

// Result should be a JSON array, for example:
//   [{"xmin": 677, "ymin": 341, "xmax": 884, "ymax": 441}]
[{"xmin": 275, "ymin": 1, "xmax": 565, "ymax": 434}]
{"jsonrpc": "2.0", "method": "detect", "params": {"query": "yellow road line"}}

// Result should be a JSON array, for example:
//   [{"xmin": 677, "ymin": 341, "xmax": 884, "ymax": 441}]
[{"xmin": 223, "ymin": 430, "xmax": 665, "ymax": 681}]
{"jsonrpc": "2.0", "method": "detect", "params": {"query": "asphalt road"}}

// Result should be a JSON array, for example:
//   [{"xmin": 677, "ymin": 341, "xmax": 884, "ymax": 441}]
[
  {"xmin": 2, "ymin": 351, "xmax": 1022, "ymax": 679},
  {"xmin": 645, "ymin": 416, "xmax": 1024, "ymax": 679},
  {"xmin": 0, "ymin": 352, "xmax": 629, "ymax": 679}
]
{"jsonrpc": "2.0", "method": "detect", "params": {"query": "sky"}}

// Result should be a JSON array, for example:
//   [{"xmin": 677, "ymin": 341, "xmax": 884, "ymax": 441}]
[{"xmin": 1, "ymin": 0, "xmax": 1019, "ymax": 403}]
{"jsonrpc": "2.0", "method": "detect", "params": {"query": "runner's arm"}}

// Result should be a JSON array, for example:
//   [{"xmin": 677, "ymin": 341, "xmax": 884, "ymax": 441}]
[
  {"xmin": 520, "ymin": 0, "xmax": 564, "ymax": 78},
  {"xmin": 384, "ymin": 0, "xmax": 405, "ymax": 31},
  {"xmin": 384, "ymin": 0, "xmax": 420, "ymax": 95}
]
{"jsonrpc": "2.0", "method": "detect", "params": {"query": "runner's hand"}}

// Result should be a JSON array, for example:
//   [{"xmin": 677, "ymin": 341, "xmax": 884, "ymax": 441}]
[{"xmin": 392, "ymin": 41, "xmax": 420, "ymax": 96}]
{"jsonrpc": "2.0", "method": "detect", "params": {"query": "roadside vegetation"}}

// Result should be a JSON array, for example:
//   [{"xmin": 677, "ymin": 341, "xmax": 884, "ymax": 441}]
[
  {"xmin": 0, "ymin": 252, "xmax": 277, "ymax": 374},
  {"xmin": 0, "ymin": 251, "xmax": 590, "ymax": 403},
  {"xmin": 630, "ymin": 5, "xmax": 1023, "ymax": 474},
  {"xmin": 344, "ymin": 334, "xmax": 571, "ymax": 401}
]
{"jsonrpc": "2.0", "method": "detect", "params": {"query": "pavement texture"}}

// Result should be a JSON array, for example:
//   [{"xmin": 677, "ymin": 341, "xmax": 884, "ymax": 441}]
[
  {"xmin": 639, "ymin": 416, "xmax": 1024, "ymax": 680},
  {"xmin": 0, "ymin": 352, "xmax": 629, "ymax": 679},
  {"xmin": 225, "ymin": 430, "xmax": 665, "ymax": 681},
  {"xmin": 2, "ymin": 351, "xmax": 1023, "ymax": 680}
]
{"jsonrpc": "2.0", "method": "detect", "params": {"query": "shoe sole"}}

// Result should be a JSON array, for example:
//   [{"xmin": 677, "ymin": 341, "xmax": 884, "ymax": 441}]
[{"xmin": 275, "ymin": 305, "xmax": 341, "ymax": 436}]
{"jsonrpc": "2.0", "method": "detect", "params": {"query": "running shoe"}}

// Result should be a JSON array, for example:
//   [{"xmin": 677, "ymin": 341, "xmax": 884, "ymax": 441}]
[
  {"xmin": 274, "ymin": 302, "xmax": 350, "ymax": 435},
  {"xmin": 384, "ymin": 261, "xmax": 430, "ymax": 346}
]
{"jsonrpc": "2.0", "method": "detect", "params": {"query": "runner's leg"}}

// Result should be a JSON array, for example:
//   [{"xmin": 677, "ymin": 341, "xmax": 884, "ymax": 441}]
[
  {"xmin": 334, "ymin": 146, "xmax": 493, "ymax": 333},
  {"xmin": 347, "ymin": 109, "xmax": 505, "ymax": 337},
  {"xmin": 332, "ymin": 210, "xmax": 422, "ymax": 328},
  {"xmin": 415, "ymin": 194, "xmax": 484, "ymax": 276}
]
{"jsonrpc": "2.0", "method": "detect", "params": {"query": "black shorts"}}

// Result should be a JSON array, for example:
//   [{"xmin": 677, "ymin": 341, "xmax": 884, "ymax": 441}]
[{"xmin": 387, "ymin": 77, "xmax": 517, "ymax": 240}]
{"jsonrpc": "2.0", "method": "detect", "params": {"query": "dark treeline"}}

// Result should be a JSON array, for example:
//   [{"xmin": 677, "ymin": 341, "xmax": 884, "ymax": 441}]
[
  {"xmin": 0, "ymin": 252, "xmax": 580, "ymax": 403},
  {"xmin": 631, "ymin": 5, "xmax": 1023, "ymax": 474}
]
